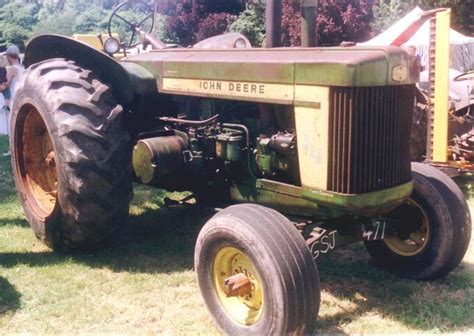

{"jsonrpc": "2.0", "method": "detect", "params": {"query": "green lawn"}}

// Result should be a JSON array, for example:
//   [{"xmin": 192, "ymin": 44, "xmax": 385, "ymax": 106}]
[{"xmin": 1, "ymin": 134, "xmax": 473, "ymax": 334}]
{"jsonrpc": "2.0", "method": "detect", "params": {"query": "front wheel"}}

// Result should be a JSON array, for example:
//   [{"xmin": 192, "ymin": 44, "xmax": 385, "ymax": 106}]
[
  {"xmin": 195, "ymin": 204, "xmax": 320, "ymax": 334},
  {"xmin": 365, "ymin": 162, "xmax": 471, "ymax": 280}
]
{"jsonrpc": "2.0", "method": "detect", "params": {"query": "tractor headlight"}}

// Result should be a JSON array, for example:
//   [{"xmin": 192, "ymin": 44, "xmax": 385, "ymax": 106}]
[
  {"xmin": 392, "ymin": 65, "xmax": 407, "ymax": 82},
  {"xmin": 234, "ymin": 38, "xmax": 247, "ymax": 49},
  {"xmin": 104, "ymin": 37, "xmax": 121, "ymax": 55}
]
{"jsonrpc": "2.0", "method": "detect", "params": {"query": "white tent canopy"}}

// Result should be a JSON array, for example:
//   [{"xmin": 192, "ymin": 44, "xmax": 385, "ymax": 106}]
[{"xmin": 360, "ymin": 7, "xmax": 474, "ymax": 71}]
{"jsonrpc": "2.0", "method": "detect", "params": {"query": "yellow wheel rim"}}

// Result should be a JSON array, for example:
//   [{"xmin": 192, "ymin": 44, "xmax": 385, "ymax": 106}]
[
  {"xmin": 212, "ymin": 247, "xmax": 264, "ymax": 325},
  {"xmin": 384, "ymin": 199, "xmax": 430, "ymax": 256}
]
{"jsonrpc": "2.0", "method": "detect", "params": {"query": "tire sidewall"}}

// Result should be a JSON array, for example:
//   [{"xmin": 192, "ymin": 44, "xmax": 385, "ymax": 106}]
[
  {"xmin": 386, "ymin": 177, "xmax": 452, "ymax": 276},
  {"xmin": 11, "ymin": 59, "xmax": 132, "ymax": 250},
  {"xmin": 366, "ymin": 167, "xmax": 461, "ymax": 279},
  {"xmin": 11, "ymin": 85, "xmax": 64, "ymax": 245},
  {"xmin": 196, "ymin": 217, "xmax": 288, "ymax": 335}
]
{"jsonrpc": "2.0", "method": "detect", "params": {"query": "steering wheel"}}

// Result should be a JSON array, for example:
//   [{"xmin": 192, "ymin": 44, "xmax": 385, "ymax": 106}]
[
  {"xmin": 108, "ymin": 1, "xmax": 155, "ymax": 48},
  {"xmin": 454, "ymin": 70, "xmax": 474, "ymax": 82}
]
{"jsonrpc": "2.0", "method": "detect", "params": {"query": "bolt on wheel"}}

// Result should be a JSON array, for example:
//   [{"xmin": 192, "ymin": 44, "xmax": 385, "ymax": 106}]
[
  {"xmin": 364, "ymin": 162, "xmax": 471, "ymax": 280},
  {"xmin": 195, "ymin": 204, "xmax": 320, "ymax": 334},
  {"xmin": 384, "ymin": 199, "xmax": 430, "ymax": 256},
  {"xmin": 212, "ymin": 246, "xmax": 264, "ymax": 325},
  {"xmin": 15, "ymin": 104, "xmax": 58, "ymax": 219}
]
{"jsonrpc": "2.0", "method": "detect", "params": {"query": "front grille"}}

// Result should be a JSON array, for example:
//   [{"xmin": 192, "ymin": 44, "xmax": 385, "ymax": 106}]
[{"xmin": 327, "ymin": 85, "xmax": 415, "ymax": 194}]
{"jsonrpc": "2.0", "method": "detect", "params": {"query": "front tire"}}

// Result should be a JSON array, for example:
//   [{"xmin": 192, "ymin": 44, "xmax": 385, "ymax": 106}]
[
  {"xmin": 195, "ymin": 204, "xmax": 320, "ymax": 334},
  {"xmin": 11, "ymin": 59, "xmax": 132, "ymax": 250},
  {"xmin": 365, "ymin": 162, "xmax": 471, "ymax": 280}
]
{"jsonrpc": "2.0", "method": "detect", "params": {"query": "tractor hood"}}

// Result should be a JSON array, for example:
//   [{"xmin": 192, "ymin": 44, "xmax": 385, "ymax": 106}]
[{"xmin": 123, "ymin": 46, "xmax": 418, "ymax": 91}]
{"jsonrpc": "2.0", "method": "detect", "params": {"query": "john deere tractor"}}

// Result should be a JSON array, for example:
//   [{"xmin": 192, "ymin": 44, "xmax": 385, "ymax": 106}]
[{"xmin": 9, "ymin": 2, "xmax": 471, "ymax": 334}]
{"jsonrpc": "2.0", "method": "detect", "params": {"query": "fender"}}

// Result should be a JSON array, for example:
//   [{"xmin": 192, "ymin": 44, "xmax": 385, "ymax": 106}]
[{"xmin": 24, "ymin": 35, "xmax": 156, "ymax": 105}]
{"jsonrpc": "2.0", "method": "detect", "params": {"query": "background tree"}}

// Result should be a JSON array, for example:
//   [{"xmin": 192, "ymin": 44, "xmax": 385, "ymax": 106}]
[
  {"xmin": 230, "ymin": 0, "xmax": 266, "ymax": 47},
  {"xmin": 281, "ymin": 0, "xmax": 374, "ymax": 46},
  {"xmin": 0, "ymin": 0, "xmax": 471, "ymax": 51},
  {"xmin": 373, "ymin": 1, "xmax": 473, "ymax": 35},
  {"xmin": 161, "ymin": 0, "xmax": 244, "ymax": 45},
  {"xmin": 0, "ymin": 0, "xmax": 39, "ymax": 49},
  {"xmin": 372, "ymin": 0, "xmax": 413, "ymax": 34}
]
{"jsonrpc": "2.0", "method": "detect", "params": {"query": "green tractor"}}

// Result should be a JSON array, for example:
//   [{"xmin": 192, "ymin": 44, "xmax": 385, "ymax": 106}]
[{"xmin": 10, "ymin": 2, "xmax": 470, "ymax": 334}]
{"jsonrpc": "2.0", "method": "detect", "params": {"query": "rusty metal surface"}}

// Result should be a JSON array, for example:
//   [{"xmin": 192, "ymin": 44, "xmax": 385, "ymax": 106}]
[
  {"xmin": 327, "ymin": 85, "xmax": 414, "ymax": 193},
  {"xmin": 16, "ymin": 105, "xmax": 58, "ymax": 218},
  {"xmin": 132, "ymin": 135, "xmax": 188, "ymax": 184},
  {"xmin": 223, "ymin": 273, "xmax": 252, "ymax": 297}
]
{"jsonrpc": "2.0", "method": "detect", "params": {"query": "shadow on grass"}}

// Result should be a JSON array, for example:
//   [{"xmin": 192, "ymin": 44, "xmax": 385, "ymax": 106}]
[
  {"xmin": 0, "ymin": 217, "xmax": 29, "ymax": 228},
  {"xmin": 0, "ymin": 277, "xmax": 21, "ymax": 316},
  {"xmin": 314, "ymin": 245, "xmax": 474, "ymax": 333},
  {"xmin": 0, "ymin": 205, "xmax": 212, "ymax": 274}
]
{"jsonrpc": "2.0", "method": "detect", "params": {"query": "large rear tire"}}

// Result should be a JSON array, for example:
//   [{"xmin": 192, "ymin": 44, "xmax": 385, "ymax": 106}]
[
  {"xmin": 365, "ymin": 162, "xmax": 471, "ymax": 280},
  {"xmin": 11, "ymin": 59, "xmax": 132, "ymax": 250},
  {"xmin": 195, "ymin": 204, "xmax": 320, "ymax": 334}
]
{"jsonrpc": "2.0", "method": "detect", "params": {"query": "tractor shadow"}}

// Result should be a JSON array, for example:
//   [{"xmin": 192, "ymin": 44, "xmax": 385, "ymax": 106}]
[
  {"xmin": 0, "ymin": 187, "xmax": 212, "ymax": 275},
  {"xmin": 0, "ymin": 217, "xmax": 29, "ymax": 228},
  {"xmin": 1, "ymin": 182, "xmax": 472, "ymax": 333},
  {"xmin": 0, "ymin": 277, "xmax": 21, "ymax": 316},
  {"xmin": 314, "ymin": 244, "xmax": 474, "ymax": 333}
]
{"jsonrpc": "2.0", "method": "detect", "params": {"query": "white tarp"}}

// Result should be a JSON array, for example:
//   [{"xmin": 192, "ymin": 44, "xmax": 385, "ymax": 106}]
[{"xmin": 360, "ymin": 7, "xmax": 474, "ymax": 71}]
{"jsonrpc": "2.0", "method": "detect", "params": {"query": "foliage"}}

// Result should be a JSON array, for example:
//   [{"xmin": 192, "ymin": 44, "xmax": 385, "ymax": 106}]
[
  {"xmin": 373, "ymin": 1, "xmax": 473, "ymax": 36},
  {"xmin": 372, "ymin": 0, "xmax": 413, "ymax": 34},
  {"xmin": 31, "ymin": 9, "xmax": 77, "ymax": 37},
  {"xmin": 0, "ymin": 1, "xmax": 39, "ymax": 50},
  {"xmin": 0, "ymin": 0, "xmax": 472, "ymax": 52},
  {"xmin": 161, "ymin": 0, "xmax": 243, "ymax": 45},
  {"xmin": 74, "ymin": 6, "xmax": 109, "ymax": 34},
  {"xmin": 230, "ymin": 0, "xmax": 266, "ymax": 47},
  {"xmin": 447, "ymin": 0, "xmax": 474, "ymax": 35},
  {"xmin": 281, "ymin": 0, "xmax": 374, "ymax": 46},
  {"xmin": 195, "ymin": 12, "xmax": 237, "ymax": 42}
]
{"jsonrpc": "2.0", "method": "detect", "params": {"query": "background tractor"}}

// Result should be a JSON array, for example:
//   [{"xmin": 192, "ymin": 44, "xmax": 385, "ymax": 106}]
[{"xmin": 9, "ymin": 1, "xmax": 471, "ymax": 334}]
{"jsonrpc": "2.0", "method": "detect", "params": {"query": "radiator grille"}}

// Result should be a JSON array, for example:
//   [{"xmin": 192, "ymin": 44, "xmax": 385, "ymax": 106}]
[{"xmin": 327, "ymin": 85, "xmax": 415, "ymax": 194}]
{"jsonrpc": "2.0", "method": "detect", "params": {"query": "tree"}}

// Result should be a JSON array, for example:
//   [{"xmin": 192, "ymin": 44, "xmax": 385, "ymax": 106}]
[
  {"xmin": 31, "ymin": 9, "xmax": 77, "ymax": 37},
  {"xmin": 373, "ymin": 1, "xmax": 473, "ymax": 36},
  {"xmin": 161, "ymin": 0, "xmax": 243, "ymax": 45},
  {"xmin": 230, "ymin": 0, "xmax": 266, "ymax": 47},
  {"xmin": 74, "ymin": 6, "xmax": 109, "ymax": 34},
  {"xmin": 371, "ymin": 0, "xmax": 413, "ymax": 34},
  {"xmin": 281, "ymin": 0, "xmax": 374, "ymax": 46},
  {"xmin": 0, "ymin": 1, "xmax": 40, "ymax": 50},
  {"xmin": 451, "ymin": 0, "xmax": 473, "ymax": 35}
]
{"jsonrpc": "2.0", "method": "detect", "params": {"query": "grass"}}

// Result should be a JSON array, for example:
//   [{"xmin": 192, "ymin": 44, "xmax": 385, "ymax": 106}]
[{"xmin": 1, "ymin": 134, "xmax": 473, "ymax": 334}]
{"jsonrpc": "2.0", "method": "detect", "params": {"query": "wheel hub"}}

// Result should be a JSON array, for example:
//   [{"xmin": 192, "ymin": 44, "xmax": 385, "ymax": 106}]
[
  {"xmin": 212, "ymin": 247, "xmax": 264, "ymax": 325},
  {"xmin": 16, "ymin": 105, "xmax": 58, "ymax": 218},
  {"xmin": 384, "ymin": 199, "xmax": 430, "ymax": 256}
]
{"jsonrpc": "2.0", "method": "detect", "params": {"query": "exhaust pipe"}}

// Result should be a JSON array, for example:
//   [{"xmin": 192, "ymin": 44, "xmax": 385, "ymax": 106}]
[
  {"xmin": 301, "ymin": 0, "xmax": 318, "ymax": 47},
  {"xmin": 265, "ymin": 0, "xmax": 318, "ymax": 48},
  {"xmin": 265, "ymin": 0, "xmax": 282, "ymax": 48}
]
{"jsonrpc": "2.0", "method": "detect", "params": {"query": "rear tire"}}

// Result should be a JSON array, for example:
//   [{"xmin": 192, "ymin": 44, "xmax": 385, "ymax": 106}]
[
  {"xmin": 195, "ymin": 204, "xmax": 320, "ymax": 335},
  {"xmin": 365, "ymin": 162, "xmax": 471, "ymax": 280},
  {"xmin": 11, "ymin": 59, "xmax": 132, "ymax": 250}
]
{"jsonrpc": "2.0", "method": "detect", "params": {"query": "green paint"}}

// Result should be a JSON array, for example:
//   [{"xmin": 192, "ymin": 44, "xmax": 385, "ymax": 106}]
[
  {"xmin": 230, "ymin": 178, "xmax": 413, "ymax": 219},
  {"xmin": 124, "ymin": 46, "xmax": 416, "ymax": 88}
]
